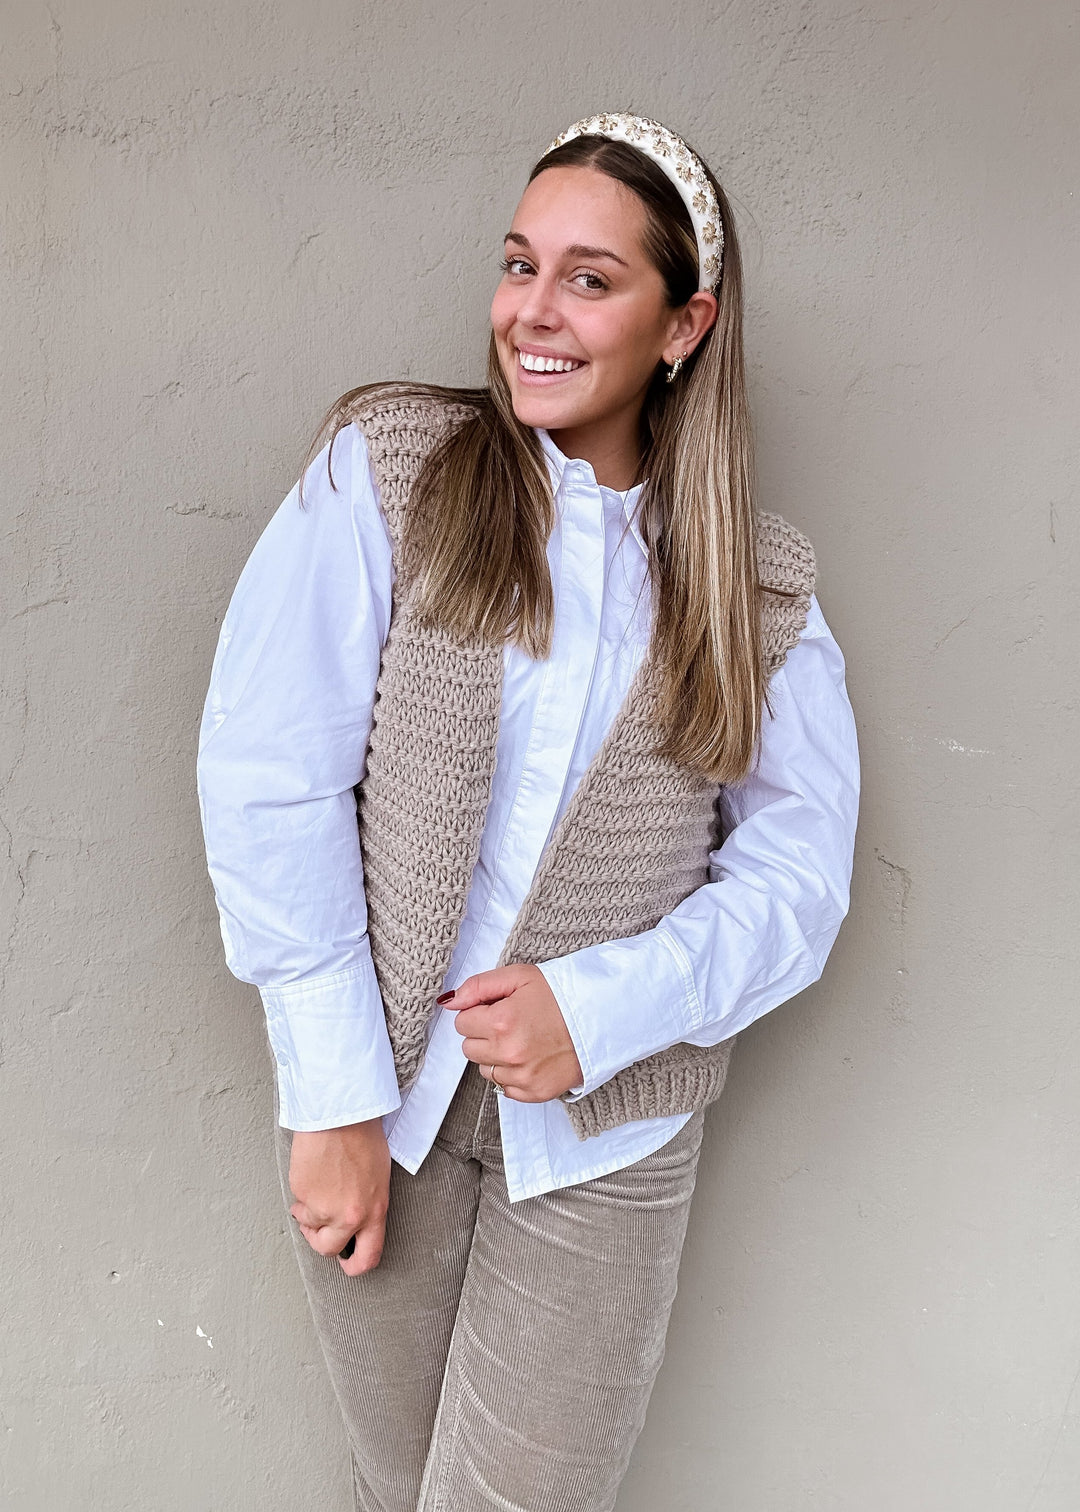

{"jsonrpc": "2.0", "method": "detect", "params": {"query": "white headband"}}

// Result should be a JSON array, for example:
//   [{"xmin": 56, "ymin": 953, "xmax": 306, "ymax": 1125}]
[{"xmin": 543, "ymin": 113, "xmax": 723, "ymax": 294}]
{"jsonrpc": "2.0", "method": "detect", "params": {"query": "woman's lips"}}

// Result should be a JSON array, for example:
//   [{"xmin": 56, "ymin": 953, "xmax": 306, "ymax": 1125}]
[
  {"xmin": 516, "ymin": 365, "xmax": 585, "ymax": 385},
  {"xmin": 514, "ymin": 350, "xmax": 588, "ymax": 385}
]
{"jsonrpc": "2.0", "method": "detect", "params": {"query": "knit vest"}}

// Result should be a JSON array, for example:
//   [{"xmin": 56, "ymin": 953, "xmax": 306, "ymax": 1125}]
[{"xmin": 352, "ymin": 393, "xmax": 816, "ymax": 1139}]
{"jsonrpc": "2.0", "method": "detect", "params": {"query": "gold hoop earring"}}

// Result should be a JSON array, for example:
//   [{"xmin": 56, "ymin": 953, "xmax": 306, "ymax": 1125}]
[{"xmin": 666, "ymin": 352, "xmax": 687, "ymax": 384}]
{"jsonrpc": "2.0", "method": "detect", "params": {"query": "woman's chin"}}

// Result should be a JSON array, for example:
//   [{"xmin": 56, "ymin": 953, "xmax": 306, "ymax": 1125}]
[{"xmin": 510, "ymin": 390, "xmax": 585, "ymax": 432}]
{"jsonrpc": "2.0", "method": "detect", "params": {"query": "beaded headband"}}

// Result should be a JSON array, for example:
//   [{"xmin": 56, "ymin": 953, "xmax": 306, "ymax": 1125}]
[{"xmin": 543, "ymin": 113, "xmax": 723, "ymax": 294}]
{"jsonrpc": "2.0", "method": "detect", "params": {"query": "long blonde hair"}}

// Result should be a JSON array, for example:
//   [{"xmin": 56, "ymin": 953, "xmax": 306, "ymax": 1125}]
[{"xmin": 303, "ymin": 133, "xmax": 787, "ymax": 784}]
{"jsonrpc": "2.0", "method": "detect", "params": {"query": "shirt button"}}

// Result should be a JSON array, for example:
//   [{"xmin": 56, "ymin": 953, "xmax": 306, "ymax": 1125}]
[{"xmin": 275, "ymin": 1052, "xmax": 289, "ymax": 1067}]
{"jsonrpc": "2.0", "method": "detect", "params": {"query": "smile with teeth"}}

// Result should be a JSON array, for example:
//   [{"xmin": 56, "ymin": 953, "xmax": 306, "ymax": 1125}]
[{"xmin": 517, "ymin": 350, "xmax": 585, "ymax": 373}]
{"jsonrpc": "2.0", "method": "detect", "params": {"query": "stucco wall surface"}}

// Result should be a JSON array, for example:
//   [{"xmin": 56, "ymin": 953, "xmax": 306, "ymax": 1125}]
[{"xmin": 2, "ymin": 1, "xmax": 1077, "ymax": 1507}]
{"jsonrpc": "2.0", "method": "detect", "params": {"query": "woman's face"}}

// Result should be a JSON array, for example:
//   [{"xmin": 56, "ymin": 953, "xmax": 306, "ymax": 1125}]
[{"xmin": 490, "ymin": 165, "xmax": 687, "ymax": 458}]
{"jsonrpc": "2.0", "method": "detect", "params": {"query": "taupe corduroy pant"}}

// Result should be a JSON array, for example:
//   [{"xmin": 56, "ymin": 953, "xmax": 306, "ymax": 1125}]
[{"xmin": 274, "ymin": 1057, "xmax": 706, "ymax": 1512}]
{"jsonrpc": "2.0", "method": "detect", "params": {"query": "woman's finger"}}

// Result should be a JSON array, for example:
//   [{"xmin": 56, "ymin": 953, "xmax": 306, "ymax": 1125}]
[
  {"xmin": 457, "ymin": 1031, "xmax": 495, "ymax": 1061},
  {"xmin": 438, "ymin": 964, "xmax": 529, "ymax": 1011},
  {"xmin": 448, "ymin": 1001, "xmax": 504, "ymax": 1043},
  {"xmin": 290, "ymin": 1198, "xmax": 320, "ymax": 1231},
  {"xmin": 291, "ymin": 1199, "xmax": 363, "ymax": 1260},
  {"xmin": 340, "ymin": 1214, "xmax": 387, "ymax": 1276},
  {"xmin": 473, "ymin": 1055, "xmax": 526, "ymax": 1100}
]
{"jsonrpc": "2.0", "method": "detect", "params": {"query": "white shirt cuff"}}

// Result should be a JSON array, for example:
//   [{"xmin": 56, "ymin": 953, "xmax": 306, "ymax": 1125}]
[
  {"xmin": 536, "ymin": 930, "xmax": 697, "ymax": 1100},
  {"xmin": 259, "ymin": 944, "xmax": 402, "ymax": 1130}
]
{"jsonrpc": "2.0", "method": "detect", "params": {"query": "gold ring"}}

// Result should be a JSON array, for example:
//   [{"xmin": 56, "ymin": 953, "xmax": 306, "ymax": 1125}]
[{"xmin": 488, "ymin": 1063, "xmax": 505, "ymax": 1094}]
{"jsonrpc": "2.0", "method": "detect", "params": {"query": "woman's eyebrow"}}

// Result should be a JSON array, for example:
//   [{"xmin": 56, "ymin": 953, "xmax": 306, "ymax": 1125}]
[{"xmin": 503, "ymin": 231, "xmax": 629, "ymax": 268}]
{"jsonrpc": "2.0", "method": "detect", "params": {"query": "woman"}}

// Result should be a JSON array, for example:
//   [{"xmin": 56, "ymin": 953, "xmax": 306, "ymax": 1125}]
[{"xmin": 197, "ymin": 113, "xmax": 859, "ymax": 1512}]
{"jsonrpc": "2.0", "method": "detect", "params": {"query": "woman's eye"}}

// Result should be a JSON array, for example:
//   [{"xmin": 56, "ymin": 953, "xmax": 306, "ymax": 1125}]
[{"xmin": 498, "ymin": 258, "xmax": 606, "ymax": 291}]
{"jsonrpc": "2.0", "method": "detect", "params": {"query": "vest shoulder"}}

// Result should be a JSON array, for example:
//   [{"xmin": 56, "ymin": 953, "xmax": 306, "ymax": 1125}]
[
  {"xmin": 753, "ymin": 510, "xmax": 817, "ymax": 596},
  {"xmin": 340, "ymin": 385, "xmax": 479, "ymax": 553},
  {"xmin": 343, "ymin": 384, "xmax": 477, "ymax": 470}
]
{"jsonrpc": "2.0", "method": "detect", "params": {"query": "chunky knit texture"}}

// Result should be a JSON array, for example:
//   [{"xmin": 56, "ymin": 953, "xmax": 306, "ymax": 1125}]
[{"xmin": 352, "ymin": 393, "xmax": 816, "ymax": 1139}]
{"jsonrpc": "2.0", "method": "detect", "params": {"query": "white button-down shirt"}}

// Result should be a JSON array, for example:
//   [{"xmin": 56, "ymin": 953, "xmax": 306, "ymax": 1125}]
[{"xmin": 197, "ymin": 420, "xmax": 859, "ymax": 1201}]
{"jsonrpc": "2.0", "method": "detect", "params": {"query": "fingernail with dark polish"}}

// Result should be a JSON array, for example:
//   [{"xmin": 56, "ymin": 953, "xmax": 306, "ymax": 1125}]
[{"xmin": 436, "ymin": 990, "xmax": 455, "ymax": 1004}]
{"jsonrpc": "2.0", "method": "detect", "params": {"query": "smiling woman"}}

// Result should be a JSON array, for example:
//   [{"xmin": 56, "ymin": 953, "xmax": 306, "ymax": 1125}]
[
  {"xmin": 196, "ymin": 112, "xmax": 859, "ymax": 1511},
  {"xmin": 492, "ymin": 172, "xmax": 716, "ymax": 488}
]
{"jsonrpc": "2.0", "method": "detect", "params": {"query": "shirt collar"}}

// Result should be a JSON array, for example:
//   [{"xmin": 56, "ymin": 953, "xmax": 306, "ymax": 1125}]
[{"xmin": 535, "ymin": 428, "xmax": 648, "ymax": 558}]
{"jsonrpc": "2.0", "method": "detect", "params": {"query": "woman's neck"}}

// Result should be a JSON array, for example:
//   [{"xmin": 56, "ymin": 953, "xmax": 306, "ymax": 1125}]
[{"xmin": 546, "ymin": 409, "xmax": 644, "ymax": 491}]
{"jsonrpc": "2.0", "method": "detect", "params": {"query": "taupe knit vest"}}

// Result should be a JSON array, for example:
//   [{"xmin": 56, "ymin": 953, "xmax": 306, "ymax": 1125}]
[{"xmin": 353, "ymin": 393, "xmax": 816, "ymax": 1139}]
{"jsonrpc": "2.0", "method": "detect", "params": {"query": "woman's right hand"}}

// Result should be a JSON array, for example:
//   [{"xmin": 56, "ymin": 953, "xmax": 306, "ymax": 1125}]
[{"xmin": 288, "ymin": 1119, "xmax": 391, "ymax": 1276}]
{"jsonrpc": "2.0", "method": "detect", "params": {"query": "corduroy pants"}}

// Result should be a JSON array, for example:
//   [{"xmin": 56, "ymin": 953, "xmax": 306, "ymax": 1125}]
[{"xmin": 274, "ymin": 1057, "xmax": 706, "ymax": 1512}]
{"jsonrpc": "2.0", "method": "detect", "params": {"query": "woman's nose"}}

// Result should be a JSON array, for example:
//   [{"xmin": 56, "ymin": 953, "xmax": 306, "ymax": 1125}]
[{"xmin": 516, "ymin": 275, "xmax": 561, "ymax": 329}]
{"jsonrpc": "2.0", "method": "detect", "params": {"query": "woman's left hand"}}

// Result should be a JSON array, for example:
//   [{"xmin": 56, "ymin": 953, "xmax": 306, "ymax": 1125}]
[{"xmin": 442, "ymin": 964, "xmax": 584, "ymax": 1101}]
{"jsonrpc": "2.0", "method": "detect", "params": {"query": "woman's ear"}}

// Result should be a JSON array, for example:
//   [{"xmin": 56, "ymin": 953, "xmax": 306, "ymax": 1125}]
[{"xmin": 664, "ymin": 291, "xmax": 719, "ymax": 364}]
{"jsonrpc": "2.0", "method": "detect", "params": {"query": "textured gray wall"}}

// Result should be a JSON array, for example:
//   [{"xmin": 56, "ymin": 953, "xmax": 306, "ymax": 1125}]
[{"xmin": 3, "ymin": 2, "xmax": 1077, "ymax": 1507}]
